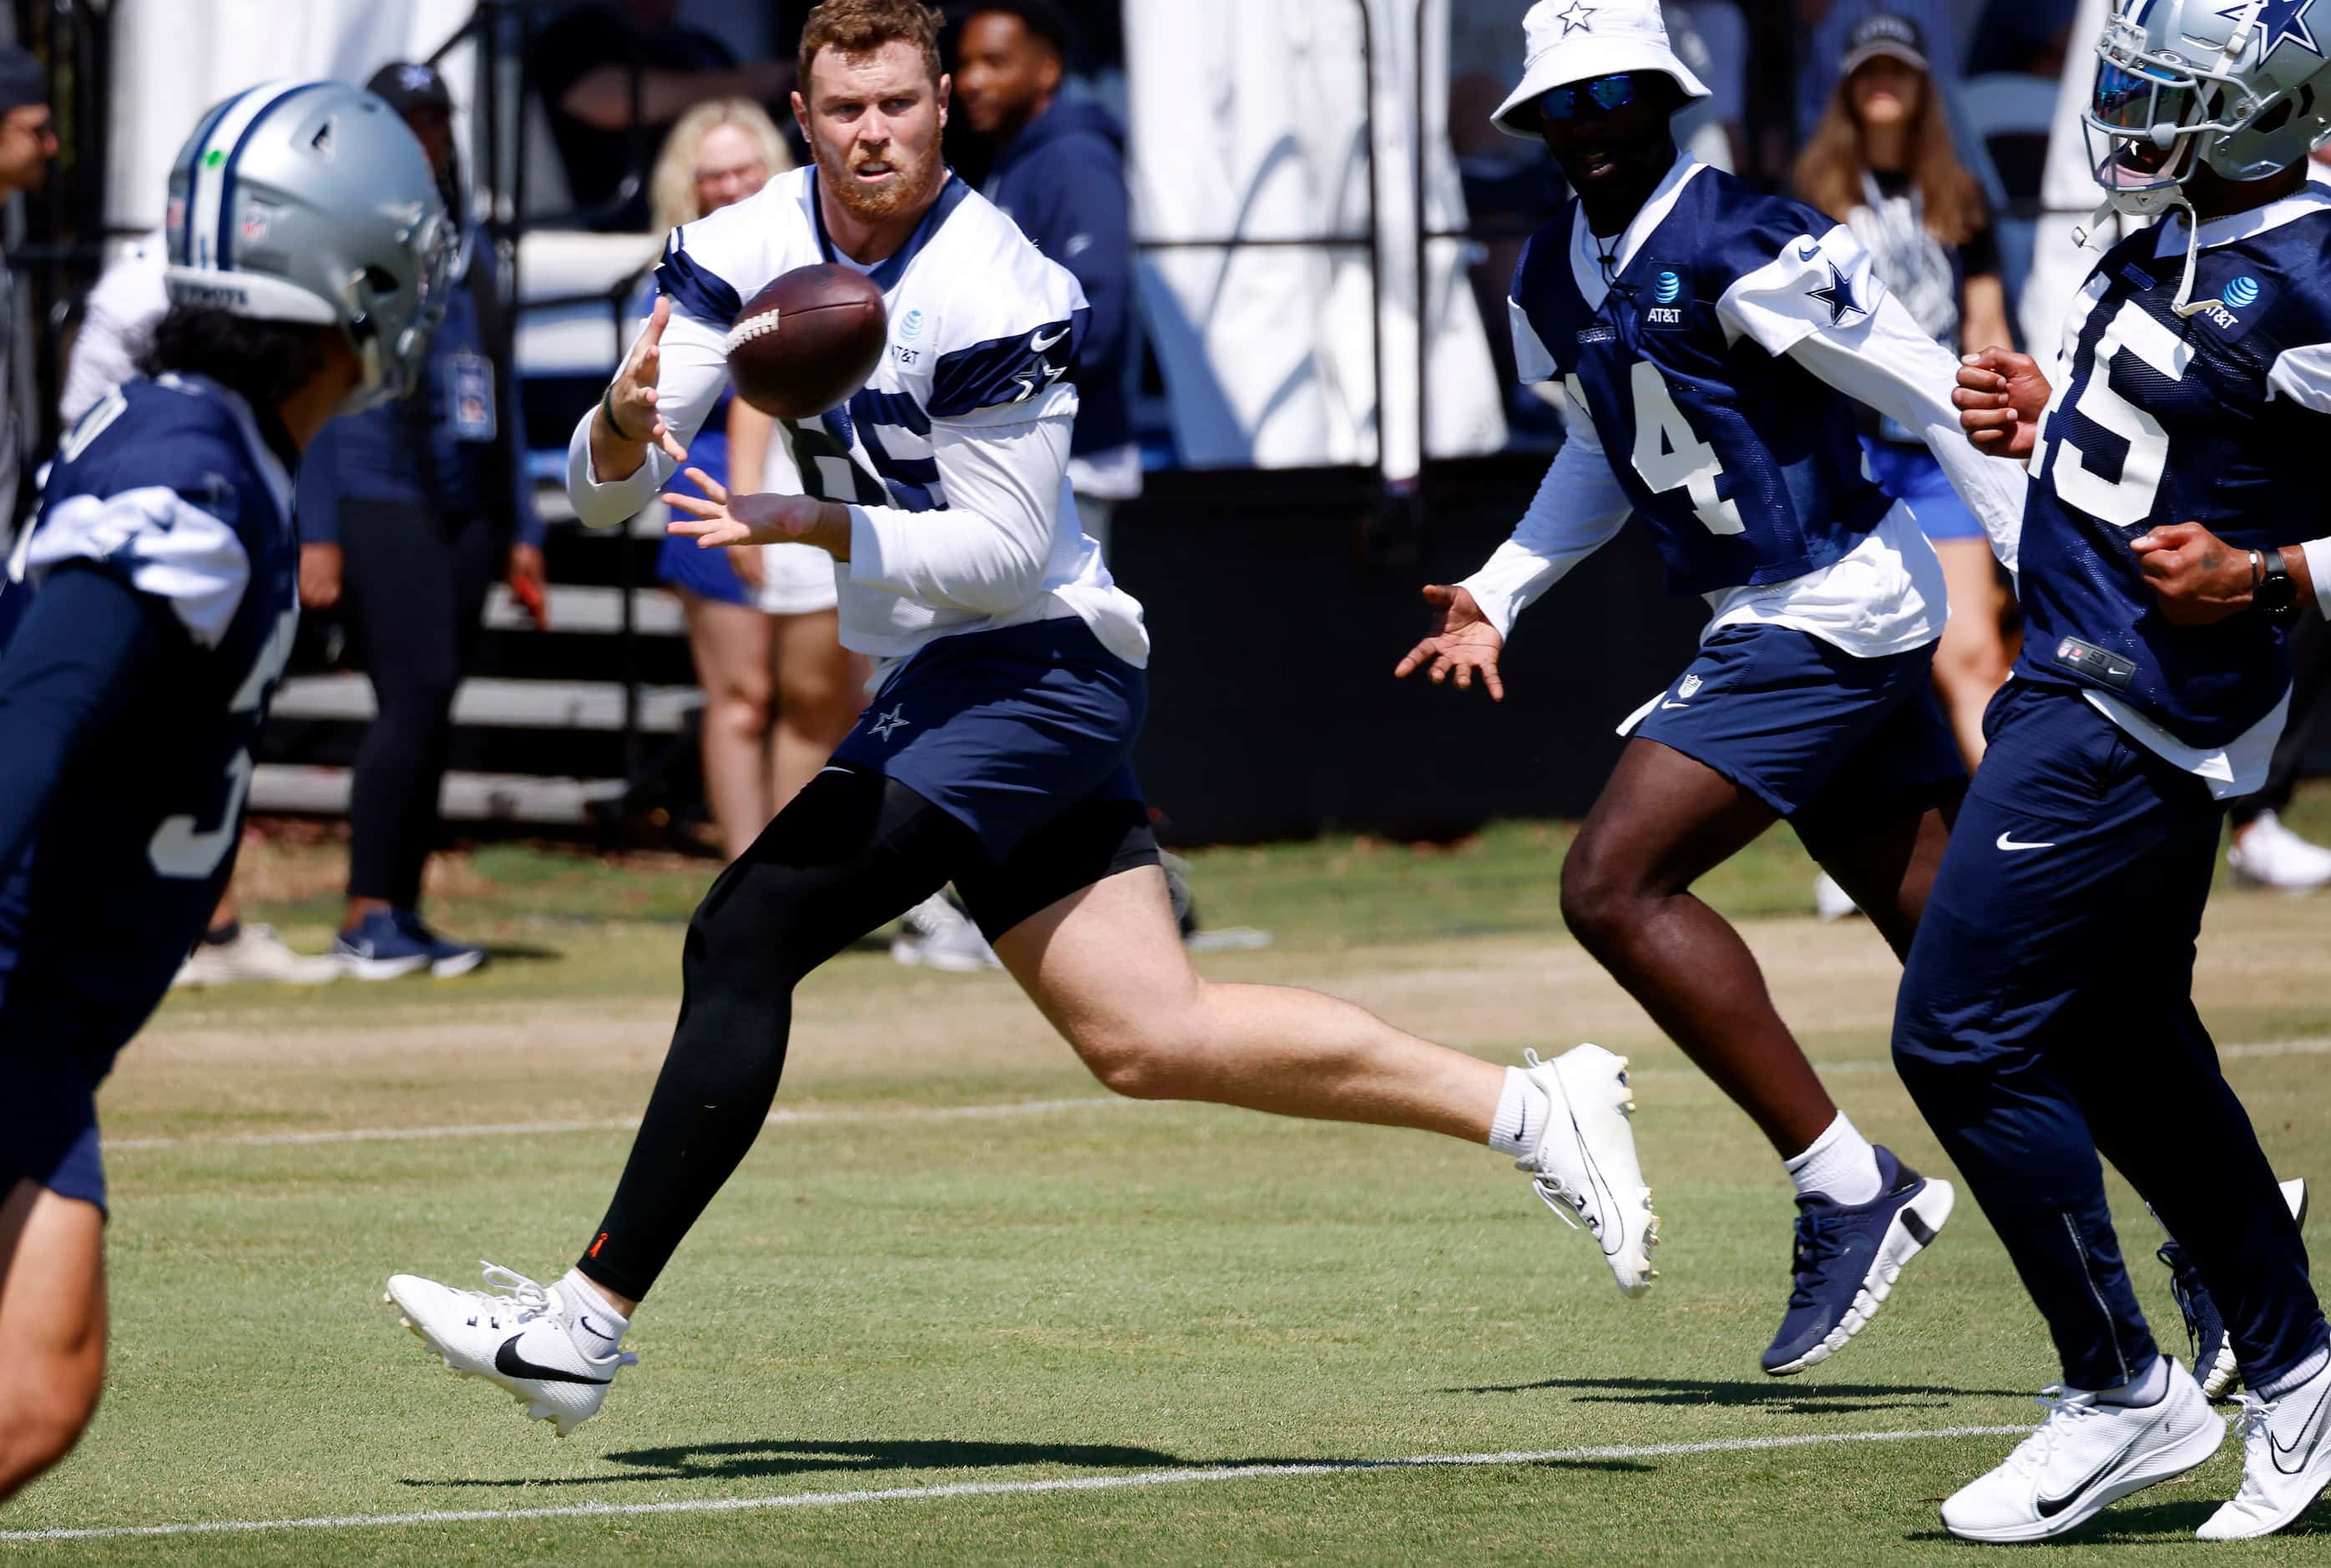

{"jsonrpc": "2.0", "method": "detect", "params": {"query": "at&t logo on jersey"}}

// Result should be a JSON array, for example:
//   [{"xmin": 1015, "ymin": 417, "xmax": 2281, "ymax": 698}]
[
  {"xmin": 2196, "ymin": 274, "xmax": 2263, "ymax": 334},
  {"xmin": 1644, "ymin": 265, "xmax": 1690, "ymax": 327}
]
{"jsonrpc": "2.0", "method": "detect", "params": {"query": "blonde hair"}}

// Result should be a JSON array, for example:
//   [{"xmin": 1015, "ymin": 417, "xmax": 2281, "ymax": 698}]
[{"xmin": 648, "ymin": 99, "xmax": 794, "ymax": 235}]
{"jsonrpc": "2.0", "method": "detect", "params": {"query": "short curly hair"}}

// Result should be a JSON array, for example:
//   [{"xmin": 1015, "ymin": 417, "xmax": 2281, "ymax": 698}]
[{"xmin": 798, "ymin": 0, "xmax": 946, "ymax": 93}]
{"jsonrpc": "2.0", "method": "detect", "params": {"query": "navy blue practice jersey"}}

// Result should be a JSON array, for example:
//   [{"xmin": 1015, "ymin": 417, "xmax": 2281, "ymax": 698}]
[
  {"xmin": 1511, "ymin": 162, "xmax": 1898, "ymax": 598},
  {"xmin": 0, "ymin": 373, "xmax": 300, "ymax": 1070},
  {"xmin": 2015, "ymin": 190, "xmax": 2331, "ymax": 746}
]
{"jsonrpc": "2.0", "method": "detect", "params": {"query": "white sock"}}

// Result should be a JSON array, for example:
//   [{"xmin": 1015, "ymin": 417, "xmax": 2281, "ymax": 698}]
[
  {"xmin": 1489, "ymin": 1065, "xmax": 1553, "ymax": 1158},
  {"xmin": 1784, "ymin": 1113, "xmax": 1882, "ymax": 1206},
  {"xmin": 559, "ymin": 1268, "xmax": 630, "ymax": 1358},
  {"xmin": 2091, "ymin": 1354, "xmax": 2170, "ymax": 1407},
  {"xmin": 2258, "ymin": 1345, "xmax": 2331, "ymax": 1401}
]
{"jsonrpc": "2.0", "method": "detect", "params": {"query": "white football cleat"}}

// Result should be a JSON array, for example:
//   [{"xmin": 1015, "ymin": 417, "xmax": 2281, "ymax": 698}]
[
  {"xmin": 1517, "ymin": 1044, "xmax": 1658, "ymax": 1297},
  {"xmin": 1939, "ymin": 1359, "xmax": 2223, "ymax": 1542},
  {"xmin": 890, "ymin": 891, "xmax": 1000, "ymax": 972},
  {"xmin": 2197, "ymin": 1353, "xmax": 2331, "ymax": 1540},
  {"xmin": 385, "ymin": 1263, "xmax": 634, "ymax": 1437},
  {"xmin": 2227, "ymin": 811, "xmax": 2331, "ymax": 893},
  {"xmin": 171, "ymin": 923, "xmax": 341, "ymax": 987}
]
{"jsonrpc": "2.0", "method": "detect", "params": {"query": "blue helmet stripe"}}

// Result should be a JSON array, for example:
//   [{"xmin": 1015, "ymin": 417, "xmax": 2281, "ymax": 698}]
[
  {"xmin": 170, "ymin": 89, "xmax": 248, "ymax": 266},
  {"xmin": 215, "ymin": 81, "xmax": 330, "ymax": 272}
]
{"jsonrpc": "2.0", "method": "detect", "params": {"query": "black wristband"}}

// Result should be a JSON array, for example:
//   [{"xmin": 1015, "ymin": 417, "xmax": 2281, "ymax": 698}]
[
  {"xmin": 600, "ymin": 383, "xmax": 641, "ymax": 445},
  {"xmin": 2259, "ymin": 548, "xmax": 2300, "ymax": 616}
]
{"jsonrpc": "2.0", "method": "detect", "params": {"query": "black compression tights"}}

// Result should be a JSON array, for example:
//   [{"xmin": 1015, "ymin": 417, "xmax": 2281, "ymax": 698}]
[{"xmin": 578, "ymin": 768, "xmax": 974, "ymax": 1301}]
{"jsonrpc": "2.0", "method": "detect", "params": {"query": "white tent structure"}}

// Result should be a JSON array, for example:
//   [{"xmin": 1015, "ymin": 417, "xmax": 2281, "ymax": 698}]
[{"xmin": 1123, "ymin": 0, "xmax": 1505, "ymax": 477}]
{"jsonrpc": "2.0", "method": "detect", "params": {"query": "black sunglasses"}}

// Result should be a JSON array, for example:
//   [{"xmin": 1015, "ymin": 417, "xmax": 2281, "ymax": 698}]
[{"xmin": 1540, "ymin": 73, "xmax": 1641, "ymax": 121}]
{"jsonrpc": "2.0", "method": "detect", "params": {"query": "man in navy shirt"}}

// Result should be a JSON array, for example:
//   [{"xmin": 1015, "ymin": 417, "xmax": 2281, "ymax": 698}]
[
  {"xmin": 0, "ymin": 81, "xmax": 447, "ymax": 1500},
  {"xmin": 1915, "ymin": 0, "xmax": 2331, "ymax": 1542},
  {"xmin": 955, "ymin": 0, "xmax": 1140, "ymax": 553}
]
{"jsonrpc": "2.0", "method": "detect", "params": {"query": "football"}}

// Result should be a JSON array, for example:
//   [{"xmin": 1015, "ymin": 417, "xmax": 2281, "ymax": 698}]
[{"xmin": 724, "ymin": 264, "xmax": 887, "ymax": 421}]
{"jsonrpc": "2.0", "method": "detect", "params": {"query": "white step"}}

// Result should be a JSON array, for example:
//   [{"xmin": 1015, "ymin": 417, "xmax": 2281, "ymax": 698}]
[
  {"xmin": 271, "ymin": 674, "xmax": 701, "ymax": 732},
  {"xmin": 251, "ymin": 766, "xmax": 629, "ymax": 826}
]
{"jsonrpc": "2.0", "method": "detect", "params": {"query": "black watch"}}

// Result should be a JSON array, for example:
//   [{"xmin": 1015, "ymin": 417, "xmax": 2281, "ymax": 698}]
[{"xmin": 2258, "ymin": 549, "xmax": 2300, "ymax": 617}]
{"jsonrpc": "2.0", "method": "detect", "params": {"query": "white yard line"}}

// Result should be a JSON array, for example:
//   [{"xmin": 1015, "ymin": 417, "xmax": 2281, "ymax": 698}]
[
  {"xmin": 0, "ymin": 1424, "xmax": 2030, "ymax": 1544},
  {"xmin": 104, "ymin": 1097, "xmax": 1135, "ymax": 1152},
  {"xmin": 107, "ymin": 1036, "xmax": 2331, "ymax": 1154}
]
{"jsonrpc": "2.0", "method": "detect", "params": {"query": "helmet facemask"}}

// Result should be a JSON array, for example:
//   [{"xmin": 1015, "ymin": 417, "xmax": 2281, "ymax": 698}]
[
  {"xmin": 2081, "ymin": 17, "xmax": 2269, "ymax": 219},
  {"xmin": 336, "ymin": 205, "xmax": 456, "ymax": 416}
]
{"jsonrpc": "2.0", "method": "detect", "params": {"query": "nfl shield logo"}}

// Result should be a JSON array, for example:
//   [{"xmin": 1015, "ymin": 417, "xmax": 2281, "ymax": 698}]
[{"xmin": 1678, "ymin": 674, "xmax": 1703, "ymax": 700}]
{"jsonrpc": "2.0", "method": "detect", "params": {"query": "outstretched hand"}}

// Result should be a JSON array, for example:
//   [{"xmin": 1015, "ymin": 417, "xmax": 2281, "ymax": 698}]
[
  {"xmin": 1954, "ymin": 345, "xmax": 2051, "ymax": 460},
  {"xmin": 593, "ymin": 296, "xmax": 691, "ymax": 475},
  {"xmin": 663, "ymin": 468, "xmax": 850, "ymax": 560},
  {"xmin": 1393, "ymin": 584, "xmax": 1507, "ymax": 700}
]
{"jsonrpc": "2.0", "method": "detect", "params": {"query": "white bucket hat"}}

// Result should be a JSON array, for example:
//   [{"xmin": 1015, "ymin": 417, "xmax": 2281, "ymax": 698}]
[{"xmin": 1490, "ymin": 0, "xmax": 1712, "ymax": 140}]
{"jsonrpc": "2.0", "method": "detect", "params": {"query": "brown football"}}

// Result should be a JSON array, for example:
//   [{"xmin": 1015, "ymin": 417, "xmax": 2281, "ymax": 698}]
[{"xmin": 725, "ymin": 264, "xmax": 887, "ymax": 421}]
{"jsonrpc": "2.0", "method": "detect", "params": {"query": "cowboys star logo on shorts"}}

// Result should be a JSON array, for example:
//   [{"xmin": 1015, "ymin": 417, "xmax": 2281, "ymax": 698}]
[{"xmin": 870, "ymin": 705, "xmax": 910, "ymax": 741}]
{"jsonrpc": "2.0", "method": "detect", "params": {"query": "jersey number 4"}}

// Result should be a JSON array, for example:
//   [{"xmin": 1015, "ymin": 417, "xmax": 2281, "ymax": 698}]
[{"xmin": 1600, "ymin": 363, "xmax": 1745, "ymax": 536}]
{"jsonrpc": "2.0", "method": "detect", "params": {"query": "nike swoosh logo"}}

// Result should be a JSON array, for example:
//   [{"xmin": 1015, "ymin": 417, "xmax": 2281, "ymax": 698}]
[
  {"xmin": 495, "ymin": 1333, "xmax": 611, "ymax": 1386},
  {"xmin": 578, "ymin": 1314, "xmax": 616, "ymax": 1343},
  {"xmin": 1995, "ymin": 832, "xmax": 2055, "ymax": 852},
  {"xmin": 2270, "ymin": 1376, "xmax": 2331, "ymax": 1473},
  {"xmin": 1661, "ymin": 701, "xmax": 1691, "ymax": 710},
  {"xmin": 1030, "ymin": 327, "xmax": 1069, "ymax": 352},
  {"xmin": 1797, "ymin": 240, "xmax": 1822, "ymax": 260},
  {"xmin": 2035, "ymin": 1430, "xmax": 2145, "ymax": 1518}
]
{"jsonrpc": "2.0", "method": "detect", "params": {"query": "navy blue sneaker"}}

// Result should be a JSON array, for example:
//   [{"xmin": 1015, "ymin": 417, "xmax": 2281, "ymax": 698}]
[
  {"xmin": 331, "ymin": 908, "xmax": 434, "ymax": 981},
  {"xmin": 1761, "ymin": 1146, "xmax": 1955, "ymax": 1376},
  {"xmin": 2155, "ymin": 1177, "xmax": 2308, "ymax": 1403},
  {"xmin": 393, "ymin": 908, "xmax": 487, "ymax": 979}
]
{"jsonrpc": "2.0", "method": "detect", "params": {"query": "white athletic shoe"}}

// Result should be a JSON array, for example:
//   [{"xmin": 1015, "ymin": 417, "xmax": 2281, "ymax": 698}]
[
  {"xmin": 2199, "ymin": 1353, "xmax": 2331, "ymax": 1539},
  {"xmin": 384, "ymin": 1263, "xmax": 635, "ymax": 1437},
  {"xmin": 1517, "ymin": 1044, "xmax": 1658, "ymax": 1297},
  {"xmin": 2228, "ymin": 811, "xmax": 2331, "ymax": 893},
  {"xmin": 1939, "ymin": 1359, "xmax": 2224, "ymax": 1543},
  {"xmin": 890, "ymin": 892, "xmax": 1001, "ymax": 972},
  {"xmin": 170, "ymin": 924, "xmax": 341, "ymax": 987}
]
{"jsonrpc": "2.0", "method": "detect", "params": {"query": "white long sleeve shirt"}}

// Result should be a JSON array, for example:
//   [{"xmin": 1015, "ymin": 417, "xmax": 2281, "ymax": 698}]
[{"xmin": 567, "ymin": 169, "xmax": 1148, "ymax": 675}]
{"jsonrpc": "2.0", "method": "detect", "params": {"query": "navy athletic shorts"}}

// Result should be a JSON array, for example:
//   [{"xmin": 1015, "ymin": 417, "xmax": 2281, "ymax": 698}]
[
  {"xmin": 1622, "ymin": 622, "xmax": 1964, "ymax": 846},
  {"xmin": 830, "ymin": 616, "xmax": 1146, "ymax": 862}
]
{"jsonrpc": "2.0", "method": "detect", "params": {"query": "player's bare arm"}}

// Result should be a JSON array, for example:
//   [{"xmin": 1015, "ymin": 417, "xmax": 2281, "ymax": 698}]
[
  {"xmin": 589, "ymin": 295, "xmax": 690, "ymax": 483},
  {"xmin": 2130, "ymin": 523, "xmax": 2318, "ymax": 627},
  {"xmin": 1954, "ymin": 346, "xmax": 2050, "ymax": 458},
  {"xmin": 664, "ymin": 466, "xmax": 852, "ymax": 560},
  {"xmin": 1393, "ymin": 584, "xmax": 1506, "ymax": 700}
]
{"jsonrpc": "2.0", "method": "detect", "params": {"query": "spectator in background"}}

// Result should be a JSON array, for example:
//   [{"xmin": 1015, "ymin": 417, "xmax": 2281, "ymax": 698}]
[
  {"xmin": 0, "ymin": 46, "xmax": 53, "ymax": 545},
  {"xmin": 1796, "ymin": 13, "xmax": 2012, "ymax": 776},
  {"xmin": 529, "ymin": 0, "xmax": 792, "ymax": 230},
  {"xmin": 59, "ymin": 235, "xmax": 341, "ymax": 987},
  {"xmin": 297, "ymin": 63, "xmax": 546, "ymax": 979},
  {"xmin": 955, "ymin": 0, "xmax": 1140, "ymax": 557},
  {"xmin": 643, "ymin": 100, "xmax": 865, "ymax": 861}
]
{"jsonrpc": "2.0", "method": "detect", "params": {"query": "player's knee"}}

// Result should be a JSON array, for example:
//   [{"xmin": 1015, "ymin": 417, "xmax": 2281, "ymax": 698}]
[
  {"xmin": 1559, "ymin": 842, "xmax": 1637, "ymax": 949},
  {"xmin": 1934, "ymin": 635, "xmax": 2008, "ymax": 692},
  {"xmin": 705, "ymin": 685, "xmax": 771, "ymax": 743},
  {"xmin": 777, "ymin": 666, "xmax": 859, "ymax": 744},
  {"xmin": 1069, "ymin": 1015, "xmax": 1201, "ymax": 1101}
]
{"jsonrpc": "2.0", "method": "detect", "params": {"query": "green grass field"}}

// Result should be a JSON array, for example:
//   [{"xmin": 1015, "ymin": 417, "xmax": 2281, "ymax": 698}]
[{"xmin": 8, "ymin": 802, "xmax": 2331, "ymax": 1562}]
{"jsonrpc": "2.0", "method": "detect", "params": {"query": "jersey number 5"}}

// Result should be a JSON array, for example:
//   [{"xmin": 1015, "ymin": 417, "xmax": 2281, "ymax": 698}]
[
  {"xmin": 1621, "ymin": 362, "xmax": 1745, "ymax": 536},
  {"xmin": 2034, "ymin": 298, "xmax": 2191, "ymax": 528}
]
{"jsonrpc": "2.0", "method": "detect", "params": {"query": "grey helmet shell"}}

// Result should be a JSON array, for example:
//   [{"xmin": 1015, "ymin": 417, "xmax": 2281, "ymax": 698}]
[
  {"xmin": 2086, "ymin": 0, "xmax": 2331, "ymax": 218},
  {"xmin": 163, "ymin": 80, "xmax": 454, "ymax": 414}
]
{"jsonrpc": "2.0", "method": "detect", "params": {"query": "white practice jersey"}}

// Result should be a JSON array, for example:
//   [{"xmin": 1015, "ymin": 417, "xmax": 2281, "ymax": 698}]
[{"xmin": 566, "ymin": 168, "xmax": 1149, "ymax": 672}]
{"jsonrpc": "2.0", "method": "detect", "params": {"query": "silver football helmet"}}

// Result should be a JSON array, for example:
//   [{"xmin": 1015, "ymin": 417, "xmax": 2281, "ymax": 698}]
[
  {"xmin": 163, "ymin": 80, "xmax": 454, "ymax": 414},
  {"xmin": 2086, "ymin": 0, "xmax": 2331, "ymax": 216}
]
